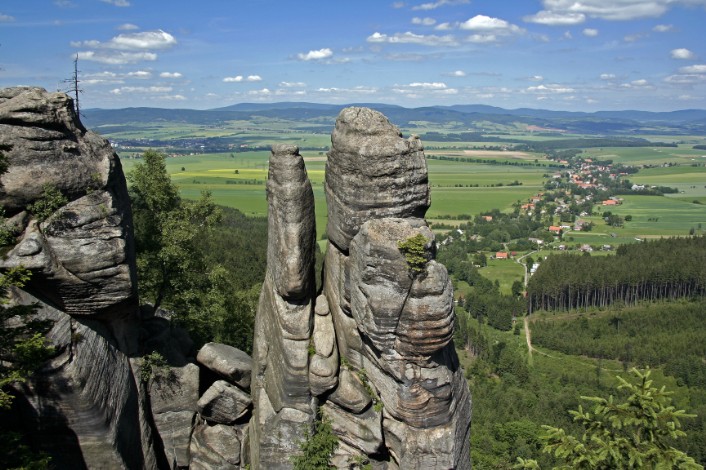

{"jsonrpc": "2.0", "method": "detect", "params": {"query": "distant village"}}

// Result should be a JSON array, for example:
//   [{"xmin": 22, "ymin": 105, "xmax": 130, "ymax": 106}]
[{"xmin": 438, "ymin": 151, "xmax": 679, "ymax": 269}]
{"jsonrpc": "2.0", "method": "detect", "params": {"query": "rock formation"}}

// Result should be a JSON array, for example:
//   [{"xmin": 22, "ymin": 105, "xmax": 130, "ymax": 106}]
[
  {"xmin": 0, "ymin": 87, "xmax": 257, "ymax": 470},
  {"xmin": 1, "ymin": 86, "xmax": 470, "ymax": 469},
  {"xmin": 0, "ymin": 87, "xmax": 138, "ymax": 318},
  {"xmin": 249, "ymin": 143, "xmax": 317, "ymax": 468},
  {"xmin": 0, "ymin": 87, "xmax": 155, "ymax": 469},
  {"xmin": 250, "ymin": 108, "xmax": 471, "ymax": 469},
  {"xmin": 324, "ymin": 107, "xmax": 430, "ymax": 252}
]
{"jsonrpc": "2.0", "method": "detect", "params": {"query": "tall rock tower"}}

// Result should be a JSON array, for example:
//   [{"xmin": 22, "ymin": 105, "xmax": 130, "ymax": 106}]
[
  {"xmin": 252, "ymin": 108, "xmax": 471, "ymax": 469},
  {"xmin": 250, "ymin": 144, "xmax": 318, "ymax": 468}
]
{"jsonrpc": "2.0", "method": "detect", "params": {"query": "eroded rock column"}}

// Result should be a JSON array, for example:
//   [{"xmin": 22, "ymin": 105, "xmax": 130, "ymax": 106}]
[
  {"xmin": 250, "ymin": 144, "xmax": 317, "ymax": 468},
  {"xmin": 322, "ymin": 107, "xmax": 471, "ymax": 469}
]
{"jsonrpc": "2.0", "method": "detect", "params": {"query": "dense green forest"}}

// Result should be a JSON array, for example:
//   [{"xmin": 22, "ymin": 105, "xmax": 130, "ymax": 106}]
[
  {"xmin": 530, "ymin": 300, "xmax": 706, "ymax": 387},
  {"xmin": 458, "ymin": 301, "xmax": 706, "ymax": 468},
  {"xmin": 128, "ymin": 150, "xmax": 267, "ymax": 353},
  {"xmin": 527, "ymin": 236, "xmax": 706, "ymax": 312}
]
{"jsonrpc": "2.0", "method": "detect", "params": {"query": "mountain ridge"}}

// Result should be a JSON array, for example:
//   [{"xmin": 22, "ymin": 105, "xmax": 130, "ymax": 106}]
[{"xmin": 81, "ymin": 102, "xmax": 706, "ymax": 136}]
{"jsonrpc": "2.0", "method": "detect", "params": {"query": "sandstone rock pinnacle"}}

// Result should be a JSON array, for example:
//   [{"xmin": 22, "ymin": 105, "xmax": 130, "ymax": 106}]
[
  {"xmin": 252, "ymin": 107, "xmax": 471, "ymax": 469},
  {"xmin": 325, "ymin": 107, "xmax": 430, "ymax": 252}
]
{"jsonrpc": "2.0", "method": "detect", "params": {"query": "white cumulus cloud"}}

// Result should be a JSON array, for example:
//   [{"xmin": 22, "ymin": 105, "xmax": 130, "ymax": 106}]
[
  {"xmin": 107, "ymin": 30, "xmax": 176, "ymax": 50},
  {"xmin": 653, "ymin": 24, "xmax": 673, "ymax": 32},
  {"xmin": 461, "ymin": 15, "xmax": 522, "ymax": 33},
  {"xmin": 621, "ymin": 79, "xmax": 652, "ymax": 88},
  {"xmin": 110, "ymin": 86, "xmax": 172, "ymax": 95},
  {"xmin": 367, "ymin": 31, "xmax": 458, "ymax": 46},
  {"xmin": 279, "ymin": 81, "xmax": 306, "ymax": 87},
  {"xmin": 160, "ymin": 72, "xmax": 182, "ymax": 78},
  {"xmin": 127, "ymin": 70, "xmax": 151, "ymax": 79},
  {"xmin": 671, "ymin": 48, "xmax": 695, "ymax": 60},
  {"xmin": 466, "ymin": 34, "xmax": 498, "ymax": 43},
  {"xmin": 459, "ymin": 15, "xmax": 524, "ymax": 42},
  {"xmin": 76, "ymin": 50, "xmax": 157, "ymax": 64},
  {"xmin": 408, "ymin": 82, "xmax": 448, "ymax": 89},
  {"xmin": 531, "ymin": 0, "xmax": 706, "ymax": 22},
  {"xmin": 449, "ymin": 70, "xmax": 466, "ymax": 77},
  {"xmin": 412, "ymin": 0, "xmax": 469, "ymax": 10},
  {"xmin": 600, "ymin": 73, "xmax": 616, "ymax": 80},
  {"xmin": 583, "ymin": 28, "xmax": 599, "ymax": 37},
  {"xmin": 523, "ymin": 11, "xmax": 586, "ymax": 25},
  {"xmin": 223, "ymin": 75, "xmax": 262, "ymax": 83},
  {"xmin": 527, "ymin": 83, "xmax": 575, "ymax": 94},
  {"xmin": 117, "ymin": 23, "xmax": 139, "ymax": 31},
  {"xmin": 0, "ymin": 13, "xmax": 16, "ymax": 22},
  {"xmin": 72, "ymin": 29, "xmax": 177, "ymax": 65},
  {"xmin": 435, "ymin": 22, "xmax": 455, "ymax": 30},
  {"xmin": 297, "ymin": 48, "xmax": 333, "ymax": 61}
]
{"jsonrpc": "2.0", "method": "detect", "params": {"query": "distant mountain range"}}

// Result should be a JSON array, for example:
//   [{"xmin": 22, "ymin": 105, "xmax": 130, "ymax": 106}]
[{"xmin": 82, "ymin": 102, "xmax": 706, "ymax": 135}]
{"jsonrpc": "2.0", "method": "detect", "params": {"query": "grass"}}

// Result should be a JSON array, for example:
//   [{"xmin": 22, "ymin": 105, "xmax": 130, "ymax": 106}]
[
  {"xmin": 584, "ymin": 146, "xmax": 706, "ymax": 166},
  {"xmin": 120, "ymin": 150, "xmax": 550, "ymax": 239},
  {"xmin": 481, "ymin": 258, "xmax": 525, "ymax": 295}
]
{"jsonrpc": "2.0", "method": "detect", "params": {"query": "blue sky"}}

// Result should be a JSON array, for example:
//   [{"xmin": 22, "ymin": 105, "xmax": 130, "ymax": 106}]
[{"xmin": 2, "ymin": 0, "xmax": 706, "ymax": 111}]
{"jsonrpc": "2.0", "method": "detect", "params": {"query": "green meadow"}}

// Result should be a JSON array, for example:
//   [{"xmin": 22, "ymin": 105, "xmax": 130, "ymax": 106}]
[
  {"xmin": 480, "ymin": 258, "xmax": 525, "ymax": 295},
  {"xmin": 120, "ymin": 150, "xmax": 548, "ymax": 240},
  {"xmin": 585, "ymin": 145, "xmax": 706, "ymax": 166}
]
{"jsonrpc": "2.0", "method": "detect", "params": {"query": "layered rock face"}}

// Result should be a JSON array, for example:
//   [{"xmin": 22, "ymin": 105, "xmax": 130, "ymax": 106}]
[
  {"xmin": 253, "ymin": 108, "xmax": 471, "ymax": 469},
  {"xmin": 0, "ymin": 86, "xmax": 137, "ymax": 317},
  {"xmin": 0, "ymin": 87, "xmax": 154, "ymax": 468},
  {"xmin": 325, "ymin": 107, "xmax": 430, "ymax": 252}
]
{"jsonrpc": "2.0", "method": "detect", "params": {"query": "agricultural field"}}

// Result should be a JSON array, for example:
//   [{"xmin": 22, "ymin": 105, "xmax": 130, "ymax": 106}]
[
  {"xmin": 576, "ymin": 195, "xmax": 706, "ymax": 240},
  {"xmin": 113, "ymin": 118, "xmax": 706, "ymax": 250},
  {"xmin": 479, "ymin": 258, "xmax": 525, "ymax": 295},
  {"xmin": 119, "ymin": 148, "xmax": 550, "ymax": 240},
  {"xmin": 584, "ymin": 144, "xmax": 706, "ymax": 166}
]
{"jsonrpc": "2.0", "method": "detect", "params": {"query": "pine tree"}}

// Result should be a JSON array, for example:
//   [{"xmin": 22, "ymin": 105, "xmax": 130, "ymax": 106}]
[{"xmin": 516, "ymin": 368, "xmax": 703, "ymax": 469}]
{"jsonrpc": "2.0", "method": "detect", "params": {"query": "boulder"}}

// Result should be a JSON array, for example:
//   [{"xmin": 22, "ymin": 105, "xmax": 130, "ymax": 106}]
[
  {"xmin": 324, "ymin": 107, "xmax": 430, "ymax": 252},
  {"xmin": 197, "ymin": 380, "xmax": 252, "ymax": 425},
  {"xmin": 328, "ymin": 368, "xmax": 372, "ymax": 414},
  {"xmin": 149, "ymin": 363, "xmax": 199, "ymax": 468},
  {"xmin": 189, "ymin": 421, "xmax": 242, "ymax": 470},
  {"xmin": 196, "ymin": 342, "xmax": 252, "ymax": 390}
]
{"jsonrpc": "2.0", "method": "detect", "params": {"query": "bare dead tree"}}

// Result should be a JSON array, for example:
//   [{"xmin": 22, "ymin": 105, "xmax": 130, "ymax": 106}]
[{"xmin": 63, "ymin": 55, "xmax": 83, "ymax": 116}]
